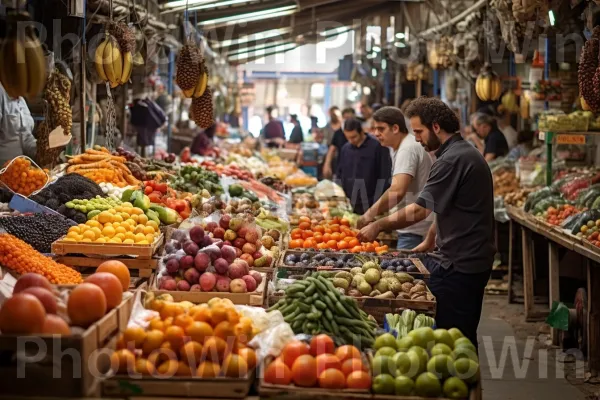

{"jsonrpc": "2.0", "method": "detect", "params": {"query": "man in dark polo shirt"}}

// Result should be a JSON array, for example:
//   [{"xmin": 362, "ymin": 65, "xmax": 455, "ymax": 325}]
[
  {"xmin": 337, "ymin": 118, "xmax": 391, "ymax": 215},
  {"xmin": 472, "ymin": 112, "xmax": 509, "ymax": 161},
  {"xmin": 358, "ymin": 97, "xmax": 494, "ymax": 346}
]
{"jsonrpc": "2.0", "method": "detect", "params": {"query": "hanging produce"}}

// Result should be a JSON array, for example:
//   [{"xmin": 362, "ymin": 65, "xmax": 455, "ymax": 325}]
[
  {"xmin": 191, "ymin": 86, "xmax": 215, "ymax": 129},
  {"xmin": 501, "ymin": 91, "xmax": 519, "ymax": 114},
  {"xmin": 176, "ymin": 43, "xmax": 209, "ymax": 99},
  {"xmin": 445, "ymin": 73, "xmax": 458, "ymax": 102},
  {"xmin": 0, "ymin": 12, "xmax": 47, "ymax": 100},
  {"xmin": 578, "ymin": 27, "xmax": 600, "ymax": 112},
  {"xmin": 475, "ymin": 64, "xmax": 502, "ymax": 101},
  {"xmin": 94, "ymin": 23, "xmax": 135, "ymax": 88}
]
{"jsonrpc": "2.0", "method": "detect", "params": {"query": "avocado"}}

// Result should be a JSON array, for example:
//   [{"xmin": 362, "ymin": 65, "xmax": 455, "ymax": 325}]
[{"xmin": 229, "ymin": 184, "xmax": 244, "ymax": 197}]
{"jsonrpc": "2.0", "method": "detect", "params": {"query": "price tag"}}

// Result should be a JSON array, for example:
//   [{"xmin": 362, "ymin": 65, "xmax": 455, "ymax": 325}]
[{"xmin": 556, "ymin": 134, "xmax": 586, "ymax": 145}]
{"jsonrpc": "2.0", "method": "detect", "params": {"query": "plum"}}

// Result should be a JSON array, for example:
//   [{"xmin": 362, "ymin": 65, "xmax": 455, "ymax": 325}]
[
  {"xmin": 213, "ymin": 227, "xmax": 225, "ymax": 239},
  {"xmin": 160, "ymin": 277, "xmax": 177, "ymax": 291},
  {"xmin": 165, "ymin": 258, "xmax": 180, "ymax": 274},
  {"xmin": 180, "ymin": 255, "xmax": 194, "ymax": 270},
  {"xmin": 200, "ymin": 235, "xmax": 213, "ymax": 248},
  {"xmin": 189, "ymin": 226, "xmax": 205, "ymax": 245},
  {"xmin": 200, "ymin": 272, "xmax": 217, "ymax": 291},
  {"xmin": 230, "ymin": 278, "xmax": 247, "ymax": 293},
  {"xmin": 177, "ymin": 280, "xmax": 191, "ymax": 291},
  {"xmin": 202, "ymin": 245, "xmax": 222, "ymax": 262},
  {"xmin": 184, "ymin": 268, "xmax": 200, "ymax": 284},
  {"xmin": 205, "ymin": 222, "xmax": 218, "ymax": 233},
  {"xmin": 215, "ymin": 275, "xmax": 231, "ymax": 292},
  {"xmin": 214, "ymin": 258, "xmax": 230, "ymax": 275},
  {"xmin": 171, "ymin": 229, "xmax": 188, "ymax": 242},
  {"xmin": 249, "ymin": 270, "xmax": 263, "ymax": 286},
  {"xmin": 219, "ymin": 215, "xmax": 231, "ymax": 230},
  {"xmin": 165, "ymin": 242, "xmax": 178, "ymax": 254},
  {"xmin": 183, "ymin": 240, "xmax": 199, "ymax": 256},
  {"xmin": 242, "ymin": 243, "xmax": 257, "ymax": 255},
  {"xmin": 232, "ymin": 237, "xmax": 247, "ymax": 249},
  {"xmin": 228, "ymin": 262, "xmax": 247, "ymax": 279},
  {"xmin": 194, "ymin": 252, "xmax": 211, "ymax": 272},
  {"xmin": 190, "ymin": 284, "xmax": 201, "ymax": 292},
  {"xmin": 221, "ymin": 245, "xmax": 237, "ymax": 264},
  {"xmin": 223, "ymin": 240, "xmax": 232, "ymax": 247},
  {"xmin": 241, "ymin": 275, "xmax": 257, "ymax": 292}
]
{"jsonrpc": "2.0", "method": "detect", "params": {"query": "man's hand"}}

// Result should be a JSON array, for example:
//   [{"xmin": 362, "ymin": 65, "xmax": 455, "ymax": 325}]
[
  {"xmin": 358, "ymin": 221, "xmax": 381, "ymax": 243},
  {"xmin": 357, "ymin": 213, "xmax": 374, "ymax": 229},
  {"xmin": 411, "ymin": 240, "xmax": 434, "ymax": 253},
  {"xmin": 323, "ymin": 166, "xmax": 332, "ymax": 179}
]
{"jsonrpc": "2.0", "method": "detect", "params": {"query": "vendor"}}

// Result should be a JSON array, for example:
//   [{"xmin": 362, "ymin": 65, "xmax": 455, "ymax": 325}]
[
  {"xmin": 190, "ymin": 124, "xmax": 216, "ymax": 157},
  {"xmin": 0, "ymin": 83, "xmax": 36, "ymax": 166},
  {"xmin": 358, "ymin": 97, "xmax": 494, "ymax": 347},
  {"xmin": 469, "ymin": 112, "xmax": 509, "ymax": 160},
  {"xmin": 262, "ymin": 106, "xmax": 285, "ymax": 148},
  {"xmin": 323, "ymin": 107, "xmax": 355, "ymax": 179},
  {"xmin": 336, "ymin": 118, "xmax": 391, "ymax": 215},
  {"xmin": 288, "ymin": 114, "xmax": 304, "ymax": 144},
  {"xmin": 357, "ymin": 106, "xmax": 433, "ymax": 250}
]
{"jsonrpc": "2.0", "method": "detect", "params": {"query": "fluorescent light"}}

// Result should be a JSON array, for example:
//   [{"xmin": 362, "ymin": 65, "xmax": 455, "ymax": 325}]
[
  {"xmin": 163, "ymin": 0, "xmax": 211, "ymax": 9},
  {"xmin": 198, "ymin": 5, "xmax": 297, "ymax": 27},
  {"xmin": 549, "ymin": 10, "xmax": 555, "ymax": 26},
  {"xmin": 394, "ymin": 41, "xmax": 406, "ymax": 48},
  {"xmin": 366, "ymin": 52, "xmax": 377, "ymax": 59},
  {"xmin": 371, "ymin": 68, "xmax": 377, "ymax": 77},
  {"xmin": 363, "ymin": 87, "xmax": 371, "ymax": 95},
  {"xmin": 382, "ymin": 59, "xmax": 387, "ymax": 70},
  {"xmin": 372, "ymin": 45, "xmax": 381, "ymax": 52},
  {"xmin": 320, "ymin": 26, "xmax": 349, "ymax": 37},
  {"xmin": 395, "ymin": 32, "xmax": 405, "ymax": 39},
  {"xmin": 212, "ymin": 28, "xmax": 291, "ymax": 48},
  {"xmin": 227, "ymin": 39, "xmax": 290, "ymax": 56},
  {"xmin": 228, "ymin": 42, "xmax": 296, "ymax": 61},
  {"xmin": 193, "ymin": 0, "xmax": 249, "ymax": 10}
]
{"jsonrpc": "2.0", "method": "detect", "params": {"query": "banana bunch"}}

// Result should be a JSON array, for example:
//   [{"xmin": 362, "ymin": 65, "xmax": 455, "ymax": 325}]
[
  {"xmin": 94, "ymin": 35, "xmax": 132, "ymax": 88},
  {"xmin": 475, "ymin": 64, "xmax": 502, "ymax": 101},
  {"xmin": 501, "ymin": 91, "xmax": 519, "ymax": 114},
  {"xmin": 182, "ymin": 64, "xmax": 209, "ymax": 99},
  {"xmin": 0, "ymin": 13, "xmax": 47, "ymax": 100}
]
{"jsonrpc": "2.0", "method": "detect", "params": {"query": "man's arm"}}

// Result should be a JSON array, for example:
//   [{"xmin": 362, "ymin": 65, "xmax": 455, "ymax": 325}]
[
  {"xmin": 412, "ymin": 221, "xmax": 436, "ymax": 252},
  {"xmin": 358, "ymin": 203, "xmax": 432, "ymax": 242},
  {"xmin": 357, "ymin": 174, "xmax": 413, "ymax": 228},
  {"xmin": 323, "ymin": 145, "xmax": 336, "ymax": 179},
  {"xmin": 484, "ymin": 153, "xmax": 496, "ymax": 161},
  {"xmin": 467, "ymin": 134, "xmax": 484, "ymax": 154}
]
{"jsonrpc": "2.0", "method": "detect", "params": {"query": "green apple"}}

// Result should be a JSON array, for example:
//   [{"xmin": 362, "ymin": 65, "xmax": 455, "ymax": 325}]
[
  {"xmin": 375, "ymin": 333, "xmax": 398, "ymax": 351},
  {"xmin": 443, "ymin": 377, "xmax": 469, "ymax": 399},
  {"xmin": 397, "ymin": 336, "xmax": 414, "ymax": 352},
  {"xmin": 448, "ymin": 328, "xmax": 464, "ymax": 343},
  {"xmin": 453, "ymin": 346, "xmax": 479, "ymax": 363},
  {"xmin": 454, "ymin": 337, "xmax": 474, "ymax": 349},
  {"xmin": 430, "ymin": 343, "xmax": 453, "ymax": 357},
  {"xmin": 453, "ymin": 358, "xmax": 480, "ymax": 384},
  {"xmin": 372, "ymin": 355, "xmax": 395, "ymax": 376},
  {"xmin": 408, "ymin": 327, "xmax": 435, "ymax": 351},
  {"xmin": 372, "ymin": 374, "xmax": 395, "ymax": 395},
  {"xmin": 405, "ymin": 348, "xmax": 428, "ymax": 378},
  {"xmin": 427, "ymin": 354, "xmax": 456, "ymax": 380},
  {"xmin": 414, "ymin": 372, "xmax": 442, "ymax": 397},
  {"xmin": 376, "ymin": 346, "xmax": 398, "ymax": 358},
  {"xmin": 433, "ymin": 329, "xmax": 454, "ymax": 348},
  {"xmin": 394, "ymin": 375, "xmax": 415, "ymax": 396},
  {"xmin": 393, "ymin": 352, "xmax": 412, "ymax": 376}
]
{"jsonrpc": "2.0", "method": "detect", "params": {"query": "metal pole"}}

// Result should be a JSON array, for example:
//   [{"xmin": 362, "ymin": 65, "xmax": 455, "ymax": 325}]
[
  {"xmin": 166, "ymin": 49, "xmax": 175, "ymax": 153},
  {"xmin": 544, "ymin": 37, "xmax": 552, "ymax": 187},
  {"xmin": 242, "ymin": 70, "xmax": 249, "ymax": 131},
  {"xmin": 79, "ymin": 0, "xmax": 87, "ymax": 152}
]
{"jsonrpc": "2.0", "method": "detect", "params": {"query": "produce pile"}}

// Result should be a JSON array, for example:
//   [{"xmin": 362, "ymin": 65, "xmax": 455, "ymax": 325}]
[
  {"xmin": 0, "ymin": 234, "xmax": 82, "ymax": 284},
  {"xmin": 0, "ymin": 264, "xmax": 128, "ymax": 335},
  {"xmin": 268, "ymin": 273, "xmax": 378, "ymax": 348},
  {"xmin": 66, "ymin": 147, "xmax": 139, "ymax": 188},
  {"xmin": 200, "ymin": 160, "xmax": 255, "ymax": 181},
  {"xmin": 503, "ymin": 187, "xmax": 537, "ymax": 207},
  {"xmin": 259, "ymin": 176, "xmax": 290, "ymax": 193},
  {"xmin": 370, "ymin": 328, "xmax": 479, "ymax": 397},
  {"xmin": 0, "ymin": 157, "xmax": 48, "ymax": 196},
  {"xmin": 493, "ymin": 169, "xmax": 519, "ymax": 197},
  {"xmin": 116, "ymin": 297, "xmax": 256, "ymax": 378},
  {"xmin": 170, "ymin": 165, "xmax": 223, "ymax": 196},
  {"xmin": 540, "ymin": 204, "xmax": 579, "ymax": 226},
  {"xmin": 0, "ymin": 214, "xmax": 73, "ymax": 253},
  {"xmin": 289, "ymin": 217, "xmax": 388, "ymax": 254},
  {"xmin": 263, "ymin": 336, "xmax": 372, "ymax": 390},
  {"xmin": 385, "ymin": 310, "xmax": 435, "ymax": 337},
  {"xmin": 282, "ymin": 252, "xmax": 420, "ymax": 274}
]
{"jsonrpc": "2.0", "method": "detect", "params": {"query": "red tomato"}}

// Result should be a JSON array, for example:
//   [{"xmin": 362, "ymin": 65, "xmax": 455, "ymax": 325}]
[
  {"xmin": 155, "ymin": 182, "xmax": 168, "ymax": 193},
  {"xmin": 144, "ymin": 185, "xmax": 154, "ymax": 195}
]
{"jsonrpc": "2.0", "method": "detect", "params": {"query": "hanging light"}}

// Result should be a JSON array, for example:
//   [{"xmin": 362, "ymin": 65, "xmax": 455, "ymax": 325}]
[
  {"xmin": 213, "ymin": 28, "xmax": 291, "ymax": 48},
  {"xmin": 395, "ymin": 32, "xmax": 405, "ymax": 39},
  {"xmin": 228, "ymin": 42, "xmax": 296, "ymax": 61},
  {"xmin": 372, "ymin": 45, "xmax": 381, "ymax": 52},
  {"xmin": 320, "ymin": 26, "xmax": 350, "ymax": 37},
  {"xmin": 198, "ymin": 5, "xmax": 297, "ymax": 28}
]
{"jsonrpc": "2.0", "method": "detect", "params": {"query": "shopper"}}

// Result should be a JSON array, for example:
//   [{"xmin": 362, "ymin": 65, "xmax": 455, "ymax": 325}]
[
  {"xmin": 288, "ymin": 114, "xmax": 304, "ymax": 144},
  {"xmin": 323, "ymin": 107, "xmax": 355, "ymax": 179},
  {"xmin": 323, "ymin": 106, "xmax": 341, "ymax": 145},
  {"xmin": 358, "ymin": 97, "xmax": 494, "ymax": 347},
  {"xmin": 0, "ymin": 84, "xmax": 36, "ymax": 166},
  {"xmin": 190, "ymin": 124, "xmax": 217, "ymax": 157},
  {"xmin": 130, "ymin": 96, "xmax": 166, "ymax": 158},
  {"xmin": 262, "ymin": 106, "xmax": 285, "ymax": 148},
  {"xmin": 357, "ymin": 106, "xmax": 434, "ymax": 250},
  {"xmin": 336, "ymin": 118, "xmax": 391, "ymax": 215},
  {"xmin": 471, "ymin": 112, "xmax": 509, "ymax": 160}
]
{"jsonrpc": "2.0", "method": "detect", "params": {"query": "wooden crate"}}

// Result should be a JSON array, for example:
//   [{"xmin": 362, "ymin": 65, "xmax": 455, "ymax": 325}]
[
  {"xmin": 148, "ymin": 274, "xmax": 264, "ymax": 306},
  {"xmin": 0, "ymin": 298, "xmax": 128, "ymax": 398},
  {"xmin": 354, "ymin": 296, "xmax": 436, "ymax": 324},
  {"xmin": 52, "ymin": 234, "xmax": 164, "ymax": 259},
  {"xmin": 102, "ymin": 371, "xmax": 255, "ymax": 398},
  {"xmin": 55, "ymin": 255, "xmax": 159, "ymax": 278}
]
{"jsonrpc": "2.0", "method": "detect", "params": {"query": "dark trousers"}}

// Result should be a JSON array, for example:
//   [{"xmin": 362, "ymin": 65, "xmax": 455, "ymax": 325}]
[{"xmin": 422, "ymin": 256, "xmax": 491, "ymax": 348}]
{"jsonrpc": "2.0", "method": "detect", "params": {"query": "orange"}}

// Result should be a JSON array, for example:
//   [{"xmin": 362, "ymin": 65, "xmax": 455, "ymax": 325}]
[
  {"xmin": 340, "ymin": 219, "xmax": 350, "ymax": 226},
  {"xmin": 318, "ymin": 368, "xmax": 346, "ymax": 389},
  {"xmin": 227, "ymin": 309, "xmax": 240, "ymax": 325},
  {"xmin": 155, "ymin": 360, "xmax": 179, "ymax": 377},
  {"xmin": 211, "ymin": 306, "xmax": 229, "ymax": 326},
  {"xmin": 335, "ymin": 345, "xmax": 361, "ymax": 363},
  {"xmin": 180, "ymin": 341, "xmax": 203, "ymax": 367},
  {"xmin": 289, "ymin": 239, "xmax": 303, "ymax": 249},
  {"xmin": 281, "ymin": 341, "xmax": 310, "ymax": 368},
  {"xmin": 148, "ymin": 345, "xmax": 177, "ymax": 367},
  {"xmin": 313, "ymin": 225, "xmax": 325, "ymax": 233},
  {"xmin": 96, "ymin": 260, "xmax": 130, "ymax": 292},
  {"xmin": 301, "ymin": 230, "xmax": 313, "ymax": 239},
  {"xmin": 191, "ymin": 306, "xmax": 212, "ymax": 323},
  {"xmin": 337, "ymin": 241, "xmax": 349, "ymax": 250},
  {"xmin": 291, "ymin": 354, "xmax": 318, "ymax": 387},
  {"xmin": 237, "ymin": 347, "xmax": 257, "ymax": 370},
  {"xmin": 330, "ymin": 224, "xmax": 340, "ymax": 232},
  {"xmin": 291, "ymin": 232, "xmax": 302, "ymax": 240},
  {"xmin": 298, "ymin": 222, "xmax": 311, "ymax": 230},
  {"xmin": 316, "ymin": 354, "xmax": 341, "ymax": 376},
  {"xmin": 149, "ymin": 317, "xmax": 165, "ymax": 331},
  {"xmin": 123, "ymin": 326, "xmax": 146, "ymax": 349},
  {"xmin": 160, "ymin": 302, "xmax": 185, "ymax": 320},
  {"xmin": 322, "ymin": 233, "xmax": 332, "ymax": 242},
  {"xmin": 221, "ymin": 353, "xmax": 248, "ymax": 378},
  {"xmin": 186, "ymin": 321, "xmax": 214, "ymax": 344},
  {"xmin": 326, "ymin": 240, "xmax": 338, "ymax": 249},
  {"xmin": 165, "ymin": 325, "xmax": 186, "ymax": 349},
  {"xmin": 264, "ymin": 358, "xmax": 292, "ymax": 385},
  {"xmin": 134, "ymin": 358, "xmax": 156, "ymax": 375},
  {"xmin": 331, "ymin": 232, "xmax": 341, "ymax": 241},
  {"xmin": 341, "ymin": 358, "xmax": 367, "ymax": 376},
  {"xmin": 110, "ymin": 349, "xmax": 135, "ymax": 374},
  {"xmin": 346, "ymin": 370, "xmax": 372, "ymax": 389},
  {"xmin": 310, "ymin": 334, "xmax": 335, "ymax": 356},
  {"xmin": 202, "ymin": 337, "xmax": 228, "ymax": 363},
  {"xmin": 175, "ymin": 361, "xmax": 193, "ymax": 376},
  {"xmin": 317, "ymin": 243, "xmax": 328, "ymax": 250},
  {"xmin": 214, "ymin": 321, "xmax": 236, "ymax": 342},
  {"xmin": 142, "ymin": 329, "xmax": 165, "ymax": 355},
  {"xmin": 197, "ymin": 361, "xmax": 221, "ymax": 378},
  {"xmin": 174, "ymin": 314, "xmax": 194, "ymax": 329},
  {"xmin": 313, "ymin": 233, "xmax": 323, "ymax": 243}
]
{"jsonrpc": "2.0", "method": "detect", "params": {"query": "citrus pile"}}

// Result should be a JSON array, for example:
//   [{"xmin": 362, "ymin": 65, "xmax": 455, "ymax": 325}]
[
  {"xmin": 63, "ymin": 203, "xmax": 160, "ymax": 245},
  {"xmin": 289, "ymin": 216, "xmax": 389, "ymax": 254},
  {"xmin": 264, "ymin": 335, "xmax": 371, "ymax": 390},
  {"xmin": 0, "ymin": 157, "xmax": 48, "ymax": 196},
  {"xmin": 111, "ymin": 298, "xmax": 257, "ymax": 378}
]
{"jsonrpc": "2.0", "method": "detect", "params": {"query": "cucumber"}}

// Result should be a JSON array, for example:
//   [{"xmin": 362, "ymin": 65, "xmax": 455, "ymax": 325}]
[
  {"xmin": 314, "ymin": 300, "xmax": 327, "ymax": 310},
  {"xmin": 309, "ymin": 277, "xmax": 328, "ymax": 293},
  {"xmin": 322, "ymin": 317, "xmax": 334, "ymax": 334},
  {"xmin": 324, "ymin": 309, "xmax": 333, "ymax": 320},
  {"xmin": 330, "ymin": 319, "xmax": 341, "ymax": 336},
  {"xmin": 296, "ymin": 302, "xmax": 311, "ymax": 313},
  {"xmin": 305, "ymin": 283, "xmax": 316, "ymax": 296},
  {"xmin": 335, "ymin": 301, "xmax": 353, "ymax": 319}
]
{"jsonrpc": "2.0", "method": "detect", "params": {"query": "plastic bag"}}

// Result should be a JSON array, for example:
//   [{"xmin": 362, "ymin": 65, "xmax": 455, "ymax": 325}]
[{"xmin": 246, "ymin": 309, "xmax": 295, "ymax": 362}]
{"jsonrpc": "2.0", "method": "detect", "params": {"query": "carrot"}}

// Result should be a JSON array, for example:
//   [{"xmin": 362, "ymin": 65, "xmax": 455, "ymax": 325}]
[{"xmin": 67, "ymin": 161, "xmax": 113, "ymax": 172}]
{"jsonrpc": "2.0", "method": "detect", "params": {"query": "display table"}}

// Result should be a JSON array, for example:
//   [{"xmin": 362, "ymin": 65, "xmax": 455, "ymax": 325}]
[{"xmin": 505, "ymin": 205, "xmax": 600, "ymax": 377}]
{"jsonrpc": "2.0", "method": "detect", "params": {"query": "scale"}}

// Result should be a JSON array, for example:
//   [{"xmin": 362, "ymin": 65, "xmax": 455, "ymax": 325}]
[{"xmin": 48, "ymin": 126, "xmax": 72, "ymax": 149}]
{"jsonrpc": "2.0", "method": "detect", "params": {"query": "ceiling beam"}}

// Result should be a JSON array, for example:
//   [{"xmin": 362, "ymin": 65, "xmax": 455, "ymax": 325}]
[{"xmin": 194, "ymin": 0, "xmax": 294, "ymax": 22}]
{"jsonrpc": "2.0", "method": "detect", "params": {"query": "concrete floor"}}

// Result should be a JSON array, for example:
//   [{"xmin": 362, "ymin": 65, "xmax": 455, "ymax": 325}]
[{"xmin": 478, "ymin": 301, "xmax": 589, "ymax": 400}]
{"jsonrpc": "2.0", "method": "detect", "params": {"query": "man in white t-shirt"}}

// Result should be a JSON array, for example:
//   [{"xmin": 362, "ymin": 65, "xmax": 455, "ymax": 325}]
[{"xmin": 357, "ymin": 106, "xmax": 434, "ymax": 250}]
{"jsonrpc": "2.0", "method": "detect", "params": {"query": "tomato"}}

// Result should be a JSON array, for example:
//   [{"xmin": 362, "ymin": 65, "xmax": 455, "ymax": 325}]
[
  {"xmin": 341, "ymin": 358, "xmax": 367, "ymax": 376},
  {"xmin": 301, "ymin": 231, "xmax": 313, "ymax": 239},
  {"xmin": 144, "ymin": 185, "xmax": 154, "ymax": 195},
  {"xmin": 326, "ymin": 240, "xmax": 338, "ymax": 249},
  {"xmin": 335, "ymin": 345, "xmax": 361, "ymax": 363},
  {"xmin": 291, "ymin": 355, "xmax": 317, "ymax": 387},
  {"xmin": 310, "ymin": 334, "xmax": 335, "ymax": 357},
  {"xmin": 148, "ymin": 192, "xmax": 162, "ymax": 204},
  {"xmin": 298, "ymin": 222, "xmax": 311, "ymax": 230},
  {"xmin": 155, "ymin": 182, "xmax": 168, "ymax": 193}
]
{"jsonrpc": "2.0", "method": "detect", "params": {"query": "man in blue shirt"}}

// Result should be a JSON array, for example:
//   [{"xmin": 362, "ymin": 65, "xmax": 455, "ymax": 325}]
[{"xmin": 336, "ymin": 118, "xmax": 391, "ymax": 214}]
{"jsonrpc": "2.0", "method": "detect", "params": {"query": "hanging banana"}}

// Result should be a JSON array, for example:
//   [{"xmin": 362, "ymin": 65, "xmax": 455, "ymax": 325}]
[
  {"xmin": 475, "ymin": 64, "xmax": 502, "ymax": 102},
  {"xmin": 94, "ymin": 31, "xmax": 132, "ymax": 88}
]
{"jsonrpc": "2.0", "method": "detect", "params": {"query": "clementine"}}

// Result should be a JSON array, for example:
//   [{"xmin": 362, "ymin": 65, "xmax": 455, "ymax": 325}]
[
  {"xmin": 335, "ymin": 345, "xmax": 361, "ymax": 363},
  {"xmin": 281, "ymin": 340, "xmax": 310, "ymax": 368},
  {"xmin": 318, "ymin": 368, "xmax": 346, "ymax": 389},
  {"xmin": 346, "ymin": 370, "xmax": 372, "ymax": 389},
  {"xmin": 186, "ymin": 321, "xmax": 214, "ymax": 345},
  {"xmin": 310, "ymin": 334, "xmax": 335, "ymax": 356},
  {"xmin": 291, "ymin": 354, "xmax": 318, "ymax": 387},
  {"xmin": 341, "ymin": 358, "xmax": 367, "ymax": 376},
  {"xmin": 197, "ymin": 361, "xmax": 221, "ymax": 378},
  {"xmin": 237, "ymin": 347, "xmax": 257, "ymax": 370},
  {"xmin": 315, "ymin": 354, "xmax": 341, "ymax": 376},
  {"xmin": 264, "ymin": 358, "xmax": 292, "ymax": 385}
]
